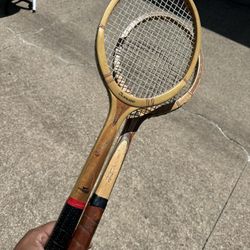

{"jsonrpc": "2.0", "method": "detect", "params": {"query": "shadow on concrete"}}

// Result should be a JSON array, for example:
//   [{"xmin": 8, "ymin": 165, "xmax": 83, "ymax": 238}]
[
  {"xmin": 0, "ymin": 0, "xmax": 32, "ymax": 18},
  {"xmin": 194, "ymin": 0, "xmax": 250, "ymax": 48}
]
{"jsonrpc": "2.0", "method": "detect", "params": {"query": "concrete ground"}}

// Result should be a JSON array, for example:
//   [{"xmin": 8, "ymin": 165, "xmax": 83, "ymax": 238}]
[{"xmin": 0, "ymin": 0, "xmax": 249, "ymax": 249}]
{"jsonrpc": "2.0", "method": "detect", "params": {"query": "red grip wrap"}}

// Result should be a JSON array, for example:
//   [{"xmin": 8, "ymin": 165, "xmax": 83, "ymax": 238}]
[
  {"xmin": 67, "ymin": 197, "xmax": 86, "ymax": 209},
  {"xmin": 68, "ymin": 205, "xmax": 105, "ymax": 250}
]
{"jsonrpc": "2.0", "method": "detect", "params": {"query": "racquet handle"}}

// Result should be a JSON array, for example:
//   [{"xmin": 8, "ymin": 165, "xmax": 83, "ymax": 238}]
[
  {"xmin": 68, "ymin": 195, "xmax": 106, "ymax": 250},
  {"xmin": 45, "ymin": 97, "xmax": 132, "ymax": 249},
  {"xmin": 68, "ymin": 119, "xmax": 140, "ymax": 250},
  {"xmin": 44, "ymin": 202, "xmax": 84, "ymax": 250}
]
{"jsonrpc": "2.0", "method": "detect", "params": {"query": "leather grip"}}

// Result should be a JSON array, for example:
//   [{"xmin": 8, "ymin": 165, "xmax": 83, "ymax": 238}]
[{"xmin": 68, "ymin": 206, "xmax": 105, "ymax": 250}]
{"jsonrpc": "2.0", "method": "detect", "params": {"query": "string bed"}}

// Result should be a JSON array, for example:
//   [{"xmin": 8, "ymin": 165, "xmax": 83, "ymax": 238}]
[
  {"xmin": 104, "ymin": 0, "xmax": 196, "ymax": 99},
  {"xmin": 128, "ymin": 58, "xmax": 198, "ymax": 118}
]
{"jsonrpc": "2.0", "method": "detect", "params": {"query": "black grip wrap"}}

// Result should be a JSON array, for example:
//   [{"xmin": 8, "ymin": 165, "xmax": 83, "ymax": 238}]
[
  {"xmin": 89, "ymin": 193, "xmax": 108, "ymax": 209},
  {"xmin": 45, "ymin": 202, "xmax": 84, "ymax": 250}
]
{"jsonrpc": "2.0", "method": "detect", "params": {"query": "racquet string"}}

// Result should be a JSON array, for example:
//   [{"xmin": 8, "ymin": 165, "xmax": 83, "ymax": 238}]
[
  {"xmin": 105, "ymin": 0, "xmax": 196, "ymax": 99},
  {"xmin": 128, "ymin": 57, "xmax": 198, "ymax": 118},
  {"xmin": 115, "ymin": 20, "xmax": 190, "ymax": 97}
]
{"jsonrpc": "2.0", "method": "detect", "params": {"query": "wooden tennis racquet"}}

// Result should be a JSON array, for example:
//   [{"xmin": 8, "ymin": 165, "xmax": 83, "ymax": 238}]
[
  {"xmin": 45, "ymin": 0, "xmax": 201, "ymax": 249},
  {"xmin": 67, "ymin": 53, "xmax": 203, "ymax": 250}
]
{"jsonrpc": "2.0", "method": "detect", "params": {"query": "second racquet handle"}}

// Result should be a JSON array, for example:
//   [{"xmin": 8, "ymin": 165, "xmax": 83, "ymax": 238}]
[{"xmin": 68, "ymin": 202, "xmax": 105, "ymax": 250}]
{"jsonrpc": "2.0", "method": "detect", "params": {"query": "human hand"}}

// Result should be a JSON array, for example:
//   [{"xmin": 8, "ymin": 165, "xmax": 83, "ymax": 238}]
[{"xmin": 14, "ymin": 222, "xmax": 55, "ymax": 250}]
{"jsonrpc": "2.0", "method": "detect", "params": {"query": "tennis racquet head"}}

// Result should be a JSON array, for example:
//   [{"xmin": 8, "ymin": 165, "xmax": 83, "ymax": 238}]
[{"xmin": 98, "ymin": 0, "xmax": 202, "ymax": 107}]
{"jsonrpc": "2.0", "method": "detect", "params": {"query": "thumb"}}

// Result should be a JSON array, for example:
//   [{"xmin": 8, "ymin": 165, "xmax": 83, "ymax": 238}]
[{"xmin": 37, "ymin": 222, "xmax": 55, "ymax": 246}]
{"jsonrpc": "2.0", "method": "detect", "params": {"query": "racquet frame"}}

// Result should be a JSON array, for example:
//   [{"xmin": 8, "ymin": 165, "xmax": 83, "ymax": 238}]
[
  {"xmin": 97, "ymin": 0, "xmax": 202, "ymax": 107},
  {"xmin": 45, "ymin": 1, "xmax": 202, "ymax": 248}
]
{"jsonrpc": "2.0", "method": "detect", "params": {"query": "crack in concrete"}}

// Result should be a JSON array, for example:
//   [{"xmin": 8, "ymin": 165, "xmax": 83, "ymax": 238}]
[
  {"xmin": 6, "ymin": 27, "xmax": 95, "ymax": 68},
  {"xmin": 201, "ymin": 161, "xmax": 248, "ymax": 250},
  {"xmin": 7, "ymin": 27, "xmax": 41, "ymax": 49},
  {"xmin": 183, "ymin": 109, "xmax": 250, "ymax": 163},
  {"xmin": 6, "ymin": 21, "xmax": 57, "ymax": 36},
  {"xmin": 182, "ymin": 109, "xmax": 249, "ymax": 249}
]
